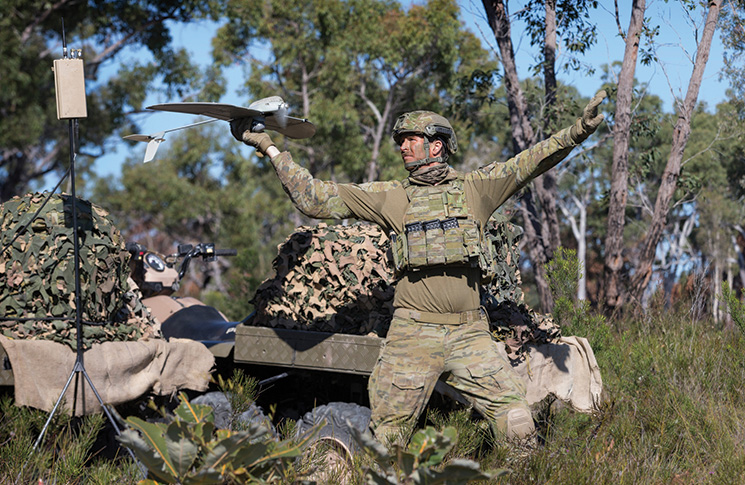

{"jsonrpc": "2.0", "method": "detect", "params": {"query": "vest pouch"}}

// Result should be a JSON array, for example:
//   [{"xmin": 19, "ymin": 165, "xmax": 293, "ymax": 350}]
[
  {"xmin": 405, "ymin": 221, "xmax": 428, "ymax": 268},
  {"xmin": 423, "ymin": 219, "xmax": 446, "ymax": 266},
  {"xmin": 390, "ymin": 231, "xmax": 408, "ymax": 275},
  {"xmin": 443, "ymin": 190, "xmax": 468, "ymax": 218},
  {"xmin": 462, "ymin": 220, "xmax": 481, "ymax": 259},
  {"xmin": 443, "ymin": 217, "xmax": 467, "ymax": 264},
  {"xmin": 479, "ymin": 230, "xmax": 499, "ymax": 284}
]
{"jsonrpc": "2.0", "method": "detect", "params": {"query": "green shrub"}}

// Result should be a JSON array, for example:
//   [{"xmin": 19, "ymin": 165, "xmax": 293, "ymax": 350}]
[
  {"xmin": 350, "ymin": 424, "xmax": 497, "ymax": 484},
  {"xmin": 544, "ymin": 247, "xmax": 609, "ymax": 349},
  {"xmin": 117, "ymin": 392, "xmax": 313, "ymax": 484},
  {"xmin": 0, "ymin": 395, "xmax": 140, "ymax": 484},
  {"xmin": 215, "ymin": 369, "xmax": 261, "ymax": 429}
]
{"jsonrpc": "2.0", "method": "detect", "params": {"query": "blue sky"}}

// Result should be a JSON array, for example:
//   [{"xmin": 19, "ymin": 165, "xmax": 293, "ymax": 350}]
[{"xmin": 86, "ymin": 0, "xmax": 729, "ymax": 184}]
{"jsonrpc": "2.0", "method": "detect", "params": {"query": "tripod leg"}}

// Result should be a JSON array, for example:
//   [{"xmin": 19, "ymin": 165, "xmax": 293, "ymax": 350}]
[
  {"xmin": 32, "ymin": 366, "xmax": 78, "ymax": 451},
  {"xmin": 77, "ymin": 363, "xmax": 144, "ymax": 470}
]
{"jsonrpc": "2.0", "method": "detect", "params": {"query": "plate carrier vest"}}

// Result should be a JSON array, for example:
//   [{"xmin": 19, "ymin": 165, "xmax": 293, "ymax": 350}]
[{"xmin": 390, "ymin": 176, "xmax": 498, "ymax": 283}]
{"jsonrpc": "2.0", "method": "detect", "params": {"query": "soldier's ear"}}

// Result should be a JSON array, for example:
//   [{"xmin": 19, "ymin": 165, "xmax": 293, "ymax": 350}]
[{"xmin": 430, "ymin": 138, "xmax": 444, "ymax": 157}]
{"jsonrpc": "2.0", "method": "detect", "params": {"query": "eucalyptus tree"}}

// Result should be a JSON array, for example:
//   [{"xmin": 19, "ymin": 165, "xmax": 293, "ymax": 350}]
[
  {"xmin": 602, "ymin": 0, "xmax": 647, "ymax": 311},
  {"xmin": 211, "ymin": 0, "xmax": 495, "ymax": 192},
  {"xmin": 0, "ymin": 0, "xmax": 223, "ymax": 202},
  {"xmin": 629, "ymin": 0, "xmax": 723, "ymax": 304},
  {"xmin": 479, "ymin": 0, "xmax": 601, "ymax": 312}
]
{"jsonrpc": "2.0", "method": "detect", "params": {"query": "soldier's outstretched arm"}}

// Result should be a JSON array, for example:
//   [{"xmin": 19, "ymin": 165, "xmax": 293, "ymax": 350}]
[
  {"xmin": 231, "ymin": 120, "xmax": 351, "ymax": 219},
  {"xmin": 476, "ymin": 90, "xmax": 606, "ymax": 188}
]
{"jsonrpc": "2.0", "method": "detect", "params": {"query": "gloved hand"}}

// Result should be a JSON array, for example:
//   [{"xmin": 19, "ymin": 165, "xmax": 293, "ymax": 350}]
[
  {"xmin": 242, "ymin": 132, "xmax": 275, "ymax": 157},
  {"xmin": 230, "ymin": 117, "xmax": 253, "ymax": 142},
  {"xmin": 230, "ymin": 118, "xmax": 276, "ymax": 156},
  {"xmin": 570, "ymin": 89, "xmax": 607, "ymax": 143}
]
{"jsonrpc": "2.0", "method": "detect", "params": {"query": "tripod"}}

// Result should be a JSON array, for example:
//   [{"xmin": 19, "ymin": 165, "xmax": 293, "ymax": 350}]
[{"xmin": 30, "ymin": 118, "xmax": 131, "ymax": 451}]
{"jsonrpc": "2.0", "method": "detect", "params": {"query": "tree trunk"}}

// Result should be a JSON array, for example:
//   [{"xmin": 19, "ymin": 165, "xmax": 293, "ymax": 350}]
[
  {"xmin": 733, "ymin": 226, "xmax": 745, "ymax": 290},
  {"xmin": 481, "ymin": 0, "xmax": 534, "ymax": 153},
  {"xmin": 629, "ymin": 0, "xmax": 721, "ymax": 302},
  {"xmin": 602, "ymin": 0, "xmax": 646, "ymax": 312},
  {"xmin": 538, "ymin": 0, "xmax": 561, "ymax": 255},
  {"xmin": 559, "ymin": 193, "xmax": 589, "ymax": 301},
  {"xmin": 577, "ymin": 201, "xmax": 587, "ymax": 301},
  {"xmin": 519, "ymin": 192, "xmax": 553, "ymax": 310},
  {"xmin": 713, "ymin": 254, "xmax": 723, "ymax": 323},
  {"xmin": 481, "ymin": 0, "xmax": 561, "ymax": 312}
]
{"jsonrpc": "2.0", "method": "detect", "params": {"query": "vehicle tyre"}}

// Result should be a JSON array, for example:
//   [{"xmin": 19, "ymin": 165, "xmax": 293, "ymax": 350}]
[
  {"xmin": 297, "ymin": 402, "xmax": 371, "ymax": 482},
  {"xmin": 296, "ymin": 402, "xmax": 371, "ymax": 457},
  {"xmin": 191, "ymin": 391, "xmax": 274, "ymax": 434}
]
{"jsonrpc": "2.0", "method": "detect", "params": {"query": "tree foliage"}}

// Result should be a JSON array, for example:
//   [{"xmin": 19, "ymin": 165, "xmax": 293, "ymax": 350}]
[
  {"xmin": 212, "ymin": 0, "xmax": 495, "ymax": 183},
  {"xmin": 9, "ymin": 0, "xmax": 745, "ymax": 321},
  {"xmin": 0, "ymin": 0, "xmax": 223, "ymax": 201}
]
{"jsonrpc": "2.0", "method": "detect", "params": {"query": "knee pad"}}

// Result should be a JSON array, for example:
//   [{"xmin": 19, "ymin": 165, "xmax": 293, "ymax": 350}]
[{"xmin": 506, "ymin": 406, "xmax": 535, "ymax": 439}]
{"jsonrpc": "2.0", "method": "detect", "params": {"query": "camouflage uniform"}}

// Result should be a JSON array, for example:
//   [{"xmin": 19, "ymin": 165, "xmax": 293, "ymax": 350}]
[
  {"xmin": 267, "ymin": 119, "xmax": 586, "ymax": 441},
  {"xmin": 369, "ymin": 310, "xmax": 532, "ymax": 441}
]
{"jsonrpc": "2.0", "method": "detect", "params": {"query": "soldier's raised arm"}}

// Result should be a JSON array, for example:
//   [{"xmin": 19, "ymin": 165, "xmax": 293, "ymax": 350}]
[
  {"xmin": 230, "ymin": 121, "xmax": 352, "ymax": 220},
  {"xmin": 470, "ymin": 90, "xmax": 606, "ymax": 210}
]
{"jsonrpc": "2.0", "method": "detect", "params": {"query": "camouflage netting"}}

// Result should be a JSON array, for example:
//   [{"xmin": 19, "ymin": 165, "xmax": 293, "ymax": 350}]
[
  {"xmin": 0, "ymin": 192, "xmax": 158, "ymax": 350},
  {"xmin": 250, "ymin": 222, "xmax": 396, "ymax": 335},
  {"xmin": 480, "ymin": 216, "xmax": 562, "ymax": 357},
  {"xmin": 249, "ymin": 219, "xmax": 561, "ymax": 359}
]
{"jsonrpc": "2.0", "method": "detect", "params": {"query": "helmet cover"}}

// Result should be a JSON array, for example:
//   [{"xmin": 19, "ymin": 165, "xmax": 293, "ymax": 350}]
[{"xmin": 392, "ymin": 111, "xmax": 458, "ymax": 154}]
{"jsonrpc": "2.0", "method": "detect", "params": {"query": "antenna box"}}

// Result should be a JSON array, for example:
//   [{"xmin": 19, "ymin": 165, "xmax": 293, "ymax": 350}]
[{"xmin": 53, "ymin": 58, "xmax": 87, "ymax": 119}]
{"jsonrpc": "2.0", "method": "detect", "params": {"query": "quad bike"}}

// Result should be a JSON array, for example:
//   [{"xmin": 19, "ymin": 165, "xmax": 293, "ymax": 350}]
[{"xmin": 126, "ymin": 241, "xmax": 240, "ymax": 354}]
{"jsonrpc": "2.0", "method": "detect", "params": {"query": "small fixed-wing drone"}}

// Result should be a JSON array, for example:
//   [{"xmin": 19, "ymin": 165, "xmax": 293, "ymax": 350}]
[{"xmin": 123, "ymin": 96, "xmax": 315, "ymax": 163}]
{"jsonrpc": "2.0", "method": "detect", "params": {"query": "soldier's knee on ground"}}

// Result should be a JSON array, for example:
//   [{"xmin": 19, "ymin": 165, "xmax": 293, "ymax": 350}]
[
  {"xmin": 506, "ymin": 406, "xmax": 535, "ymax": 439},
  {"xmin": 491, "ymin": 404, "xmax": 535, "ymax": 440},
  {"xmin": 371, "ymin": 422, "xmax": 409, "ymax": 448}
]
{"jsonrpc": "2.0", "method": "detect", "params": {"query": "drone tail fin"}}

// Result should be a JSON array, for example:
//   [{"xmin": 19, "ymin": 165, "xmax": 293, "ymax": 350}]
[{"xmin": 143, "ymin": 137, "xmax": 164, "ymax": 163}]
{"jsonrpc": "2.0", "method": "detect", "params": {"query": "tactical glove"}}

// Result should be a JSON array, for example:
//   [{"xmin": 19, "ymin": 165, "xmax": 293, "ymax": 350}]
[
  {"xmin": 230, "ymin": 118, "xmax": 276, "ymax": 156},
  {"xmin": 569, "ymin": 90, "xmax": 606, "ymax": 144}
]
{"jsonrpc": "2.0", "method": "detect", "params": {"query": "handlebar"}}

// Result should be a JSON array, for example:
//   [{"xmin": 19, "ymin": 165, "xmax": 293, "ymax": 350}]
[
  {"xmin": 126, "ymin": 240, "xmax": 237, "ymax": 282},
  {"xmin": 216, "ymin": 248, "xmax": 238, "ymax": 257},
  {"xmin": 176, "ymin": 243, "xmax": 237, "ymax": 280}
]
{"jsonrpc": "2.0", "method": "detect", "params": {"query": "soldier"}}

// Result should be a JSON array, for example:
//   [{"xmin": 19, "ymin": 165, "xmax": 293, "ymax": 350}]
[{"xmin": 230, "ymin": 91, "xmax": 606, "ymax": 443}]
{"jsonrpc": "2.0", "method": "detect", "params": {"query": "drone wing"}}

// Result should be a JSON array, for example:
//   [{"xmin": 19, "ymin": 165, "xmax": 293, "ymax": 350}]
[{"xmin": 146, "ymin": 102, "xmax": 316, "ymax": 139}]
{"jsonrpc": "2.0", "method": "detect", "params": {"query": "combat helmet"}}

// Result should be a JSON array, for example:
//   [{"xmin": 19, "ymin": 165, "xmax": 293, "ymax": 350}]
[{"xmin": 392, "ymin": 111, "xmax": 458, "ymax": 170}]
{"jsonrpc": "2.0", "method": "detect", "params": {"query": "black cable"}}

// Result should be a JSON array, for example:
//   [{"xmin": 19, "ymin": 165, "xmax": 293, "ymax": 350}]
[{"xmin": 0, "ymin": 166, "xmax": 72, "ymax": 256}]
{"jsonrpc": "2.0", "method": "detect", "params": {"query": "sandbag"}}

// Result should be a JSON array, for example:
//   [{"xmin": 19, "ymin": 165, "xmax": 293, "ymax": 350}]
[
  {"xmin": 0, "ymin": 335, "xmax": 214, "ymax": 415},
  {"xmin": 504, "ymin": 336, "xmax": 604, "ymax": 413}
]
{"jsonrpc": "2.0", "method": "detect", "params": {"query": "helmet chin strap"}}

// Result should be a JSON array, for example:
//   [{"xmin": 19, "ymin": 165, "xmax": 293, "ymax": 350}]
[{"xmin": 404, "ymin": 137, "xmax": 446, "ymax": 171}]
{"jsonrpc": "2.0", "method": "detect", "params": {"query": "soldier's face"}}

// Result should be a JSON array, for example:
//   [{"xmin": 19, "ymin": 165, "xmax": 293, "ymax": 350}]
[
  {"xmin": 400, "ymin": 135, "xmax": 426, "ymax": 168},
  {"xmin": 400, "ymin": 135, "xmax": 443, "ymax": 170}
]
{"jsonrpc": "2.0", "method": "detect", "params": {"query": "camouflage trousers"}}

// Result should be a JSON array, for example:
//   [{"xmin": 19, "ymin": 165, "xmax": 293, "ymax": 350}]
[{"xmin": 369, "ymin": 309, "xmax": 534, "ymax": 443}]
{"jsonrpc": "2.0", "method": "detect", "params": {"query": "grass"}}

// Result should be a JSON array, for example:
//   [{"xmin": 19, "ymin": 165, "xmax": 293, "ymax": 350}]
[
  {"xmin": 481, "ymin": 304, "xmax": 745, "ymax": 484},
  {"xmin": 0, "ymin": 394, "xmax": 143, "ymax": 483},
  {"xmin": 2, "ymin": 300, "xmax": 745, "ymax": 484}
]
